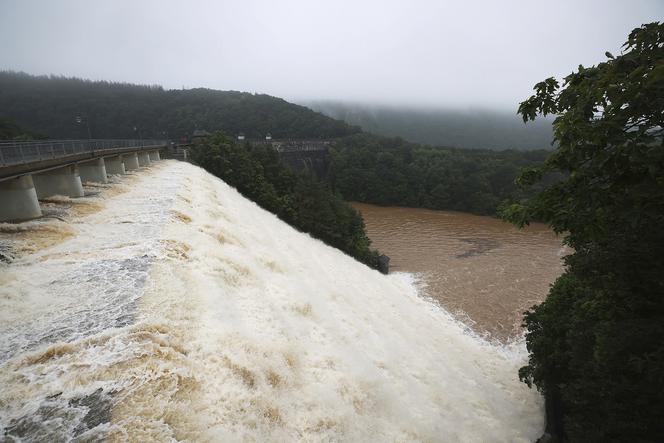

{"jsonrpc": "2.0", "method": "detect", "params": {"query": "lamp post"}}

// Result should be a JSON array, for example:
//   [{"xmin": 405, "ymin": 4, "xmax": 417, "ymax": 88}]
[
  {"xmin": 75, "ymin": 115, "xmax": 92, "ymax": 140},
  {"xmin": 134, "ymin": 126, "xmax": 143, "ymax": 147}
]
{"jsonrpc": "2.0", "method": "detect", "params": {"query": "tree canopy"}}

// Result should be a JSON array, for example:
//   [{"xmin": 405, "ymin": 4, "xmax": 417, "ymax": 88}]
[
  {"xmin": 330, "ymin": 134, "xmax": 552, "ymax": 215},
  {"xmin": 502, "ymin": 22, "xmax": 664, "ymax": 442}
]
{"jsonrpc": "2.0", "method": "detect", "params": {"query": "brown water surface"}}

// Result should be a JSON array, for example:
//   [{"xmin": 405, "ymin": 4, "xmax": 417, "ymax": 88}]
[{"xmin": 354, "ymin": 202, "xmax": 567, "ymax": 341}]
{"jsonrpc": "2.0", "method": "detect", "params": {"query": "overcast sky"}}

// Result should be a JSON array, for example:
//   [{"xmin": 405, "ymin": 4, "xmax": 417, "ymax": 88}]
[{"xmin": 0, "ymin": 0, "xmax": 661, "ymax": 109}]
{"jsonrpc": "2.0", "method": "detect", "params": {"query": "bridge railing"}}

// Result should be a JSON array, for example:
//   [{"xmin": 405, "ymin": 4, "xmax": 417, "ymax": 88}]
[{"xmin": 0, "ymin": 139, "xmax": 168, "ymax": 167}]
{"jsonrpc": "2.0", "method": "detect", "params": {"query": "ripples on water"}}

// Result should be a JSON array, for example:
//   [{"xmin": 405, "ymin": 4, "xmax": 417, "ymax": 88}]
[{"xmin": 353, "ymin": 203, "xmax": 567, "ymax": 341}]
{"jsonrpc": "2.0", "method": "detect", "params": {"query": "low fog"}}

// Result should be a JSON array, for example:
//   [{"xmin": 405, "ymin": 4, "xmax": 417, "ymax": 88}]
[{"xmin": 0, "ymin": 0, "xmax": 662, "ymax": 110}]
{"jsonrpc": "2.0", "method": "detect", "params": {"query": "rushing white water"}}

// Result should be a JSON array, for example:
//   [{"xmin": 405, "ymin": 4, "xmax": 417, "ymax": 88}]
[{"xmin": 0, "ymin": 161, "xmax": 543, "ymax": 442}]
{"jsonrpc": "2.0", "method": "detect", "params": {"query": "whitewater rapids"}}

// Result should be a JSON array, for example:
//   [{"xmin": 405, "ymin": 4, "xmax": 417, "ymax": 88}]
[{"xmin": 0, "ymin": 161, "xmax": 543, "ymax": 442}]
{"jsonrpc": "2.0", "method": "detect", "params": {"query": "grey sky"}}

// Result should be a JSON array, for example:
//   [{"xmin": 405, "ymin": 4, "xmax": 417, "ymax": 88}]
[{"xmin": 0, "ymin": 0, "xmax": 661, "ymax": 109}]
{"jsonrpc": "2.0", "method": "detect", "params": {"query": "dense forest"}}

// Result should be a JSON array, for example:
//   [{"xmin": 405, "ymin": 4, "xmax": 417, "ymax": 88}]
[
  {"xmin": 189, "ymin": 133, "xmax": 381, "ymax": 270},
  {"xmin": 503, "ymin": 23, "xmax": 664, "ymax": 442},
  {"xmin": 329, "ymin": 134, "xmax": 552, "ymax": 215},
  {"xmin": 0, "ymin": 71, "xmax": 360, "ymax": 140},
  {"xmin": 306, "ymin": 100, "xmax": 554, "ymax": 151},
  {"xmin": 0, "ymin": 119, "xmax": 46, "ymax": 140}
]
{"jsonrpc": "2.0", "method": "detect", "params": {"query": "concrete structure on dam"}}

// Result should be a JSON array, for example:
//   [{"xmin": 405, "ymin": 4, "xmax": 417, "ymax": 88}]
[
  {"xmin": 79, "ymin": 158, "xmax": 108, "ymax": 184},
  {"xmin": 178, "ymin": 136, "xmax": 331, "ymax": 177},
  {"xmin": 32, "ymin": 164, "xmax": 85, "ymax": 199},
  {"xmin": 0, "ymin": 139, "xmax": 167, "ymax": 222},
  {"xmin": 227, "ymin": 138, "xmax": 331, "ymax": 178},
  {"xmin": 123, "ymin": 152, "xmax": 141, "ymax": 171}
]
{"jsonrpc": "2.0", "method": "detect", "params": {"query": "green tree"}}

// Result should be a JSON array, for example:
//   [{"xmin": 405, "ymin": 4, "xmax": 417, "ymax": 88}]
[{"xmin": 502, "ymin": 23, "xmax": 664, "ymax": 442}]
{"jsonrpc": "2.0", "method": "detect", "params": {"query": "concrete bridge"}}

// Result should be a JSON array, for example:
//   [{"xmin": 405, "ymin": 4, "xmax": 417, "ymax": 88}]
[{"xmin": 0, "ymin": 139, "xmax": 167, "ymax": 222}]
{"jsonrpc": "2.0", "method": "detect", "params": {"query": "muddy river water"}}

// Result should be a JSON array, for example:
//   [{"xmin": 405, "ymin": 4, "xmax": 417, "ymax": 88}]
[{"xmin": 353, "ymin": 202, "xmax": 568, "ymax": 341}]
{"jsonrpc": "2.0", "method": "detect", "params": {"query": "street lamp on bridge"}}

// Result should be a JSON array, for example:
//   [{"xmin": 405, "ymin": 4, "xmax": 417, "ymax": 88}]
[
  {"xmin": 133, "ymin": 126, "xmax": 143, "ymax": 147},
  {"xmin": 75, "ymin": 115, "xmax": 92, "ymax": 140}
]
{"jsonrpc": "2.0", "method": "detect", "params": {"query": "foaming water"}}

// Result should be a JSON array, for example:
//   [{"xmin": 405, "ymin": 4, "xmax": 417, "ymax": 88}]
[{"xmin": 0, "ymin": 161, "xmax": 543, "ymax": 442}]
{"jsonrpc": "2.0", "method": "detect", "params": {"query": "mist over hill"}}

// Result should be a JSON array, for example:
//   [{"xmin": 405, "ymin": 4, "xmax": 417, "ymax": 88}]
[
  {"xmin": 304, "ymin": 100, "xmax": 555, "ymax": 151},
  {"xmin": 0, "ymin": 72, "xmax": 360, "ymax": 140},
  {"xmin": 0, "ymin": 71, "xmax": 553, "ymax": 152}
]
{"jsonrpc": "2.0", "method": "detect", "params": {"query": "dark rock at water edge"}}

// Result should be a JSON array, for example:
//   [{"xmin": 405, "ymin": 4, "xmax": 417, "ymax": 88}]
[
  {"xmin": 378, "ymin": 254, "xmax": 390, "ymax": 274},
  {"xmin": 535, "ymin": 433, "xmax": 557, "ymax": 443}
]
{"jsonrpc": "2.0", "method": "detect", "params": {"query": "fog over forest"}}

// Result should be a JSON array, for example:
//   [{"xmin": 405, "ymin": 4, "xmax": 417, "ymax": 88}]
[{"xmin": 305, "ymin": 100, "xmax": 555, "ymax": 150}]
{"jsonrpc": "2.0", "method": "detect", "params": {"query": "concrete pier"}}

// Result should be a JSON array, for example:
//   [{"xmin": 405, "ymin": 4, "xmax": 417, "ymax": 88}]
[
  {"xmin": 78, "ymin": 158, "xmax": 108, "ymax": 183},
  {"xmin": 33, "ymin": 165, "xmax": 85, "ymax": 198},
  {"xmin": 148, "ymin": 150, "xmax": 161, "ymax": 162},
  {"xmin": 0, "ymin": 175, "xmax": 42, "ymax": 222},
  {"xmin": 104, "ymin": 156, "xmax": 126, "ymax": 175},
  {"xmin": 137, "ymin": 151, "xmax": 151, "ymax": 167},
  {"xmin": 123, "ymin": 153, "xmax": 140, "ymax": 171}
]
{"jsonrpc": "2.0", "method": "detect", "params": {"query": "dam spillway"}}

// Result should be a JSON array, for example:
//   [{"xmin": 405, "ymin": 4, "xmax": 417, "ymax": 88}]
[{"xmin": 0, "ymin": 160, "xmax": 543, "ymax": 442}]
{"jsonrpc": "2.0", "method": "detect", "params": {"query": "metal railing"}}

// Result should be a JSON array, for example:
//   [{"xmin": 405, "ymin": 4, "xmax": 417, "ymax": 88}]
[{"xmin": 0, "ymin": 139, "xmax": 168, "ymax": 167}]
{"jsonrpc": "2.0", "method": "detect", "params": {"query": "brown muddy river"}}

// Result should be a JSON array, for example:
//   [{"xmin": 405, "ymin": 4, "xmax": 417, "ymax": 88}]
[{"xmin": 354, "ymin": 202, "xmax": 567, "ymax": 341}]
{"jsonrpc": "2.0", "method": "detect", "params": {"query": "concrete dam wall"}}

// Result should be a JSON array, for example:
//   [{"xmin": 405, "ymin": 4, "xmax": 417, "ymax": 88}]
[{"xmin": 277, "ymin": 148, "xmax": 330, "ymax": 178}]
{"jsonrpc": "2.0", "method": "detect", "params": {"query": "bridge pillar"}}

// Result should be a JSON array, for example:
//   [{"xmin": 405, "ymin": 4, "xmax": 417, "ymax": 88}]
[
  {"xmin": 78, "ymin": 158, "xmax": 108, "ymax": 183},
  {"xmin": 33, "ymin": 165, "xmax": 85, "ymax": 199},
  {"xmin": 123, "ymin": 153, "xmax": 140, "ymax": 171},
  {"xmin": 104, "ymin": 155, "xmax": 126, "ymax": 175},
  {"xmin": 148, "ymin": 150, "xmax": 161, "ymax": 162},
  {"xmin": 0, "ymin": 175, "xmax": 42, "ymax": 222},
  {"xmin": 137, "ymin": 151, "xmax": 151, "ymax": 167}
]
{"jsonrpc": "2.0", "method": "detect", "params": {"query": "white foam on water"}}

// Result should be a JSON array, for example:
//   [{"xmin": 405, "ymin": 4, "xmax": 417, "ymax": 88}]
[{"xmin": 0, "ymin": 161, "xmax": 543, "ymax": 442}]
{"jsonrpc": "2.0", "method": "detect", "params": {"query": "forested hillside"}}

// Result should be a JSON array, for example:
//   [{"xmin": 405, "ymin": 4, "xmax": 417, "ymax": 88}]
[
  {"xmin": 0, "ymin": 71, "xmax": 360, "ymax": 140},
  {"xmin": 306, "ymin": 100, "xmax": 554, "ymax": 151},
  {"xmin": 330, "ymin": 134, "xmax": 553, "ymax": 215}
]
